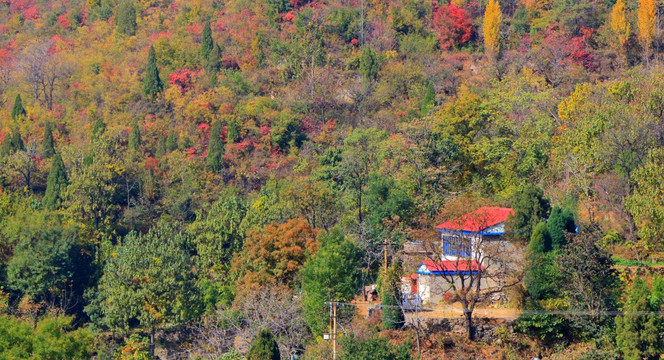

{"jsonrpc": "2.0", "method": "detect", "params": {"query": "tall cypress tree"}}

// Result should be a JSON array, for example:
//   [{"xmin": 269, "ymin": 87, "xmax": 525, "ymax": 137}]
[
  {"xmin": 247, "ymin": 329, "xmax": 280, "ymax": 360},
  {"xmin": 506, "ymin": 184, "xmax": 551, "ymax": 242},
  {"xmin": 547, "ymin": 206, "xmax": 574, "ymax": 250},
  {"xmin": 129, "ymin": 120, "xmax": 141, "ymax": 151},
  {"xmin": 11, "ymin": 128, "xmax": 24, "ymax": 152},
  {"xmin": 142, "ymin": 46, "xmax": 163, "ymax": 100},
  {"xmin": 206, "ymin": 120, "xmax": 224, "ymax": 172},
  {"xmin": 115, "ymin": 0, "xmax": 137, "ymax": 36},
  {"xmin": 381, "ymin": 261, "xmax": 405, "ymax": 330},
  {"xmin": 530, "ymin": 221, "xmax": 552, "ymax": 254},
  {"xmin": 226, "ymin": 119, "xmax": 239, "ymax": 144},
  {"xmin": 200, "ymin": 21, "xmax": 213, "ymax": 61},
  {"xmin": 359, "ymin": 46, "xmax": 378, "ymax": 82},
  {"xmin": 42, "ymin": 122, "xmax": 55, "ymax": 158},
  {"xmin": 524, "ymin": 222, "xmax": 561, "ymax": 300},
  {"xmin": 11, "ymin": 94, "xmax": 26, "ymax": 120},
  {"xmin": 43, "ymin": 153, "xmax": 68, "ymax": 210},
  {"xmin": 207, "ymin": 44, "xmax": 223, "ymax": 75},
  {"xmin": 616, "ymin": 277, "xmax": 664, "ymax": 360}
]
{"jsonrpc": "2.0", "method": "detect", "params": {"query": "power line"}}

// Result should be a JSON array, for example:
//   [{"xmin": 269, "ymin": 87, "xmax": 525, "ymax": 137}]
[{"xmin": 326, "ymin": 301, "xmax": 664, "ymax": 317}]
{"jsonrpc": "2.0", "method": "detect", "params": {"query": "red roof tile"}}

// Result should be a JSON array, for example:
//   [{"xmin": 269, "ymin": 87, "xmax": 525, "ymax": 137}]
[
  {"xmin": 421, "ymin": 259, "xmax": 484, "ymax": 273},
  {"xmin": 435, "ymin": 207, "xmax": 514, "ymax": 232}
]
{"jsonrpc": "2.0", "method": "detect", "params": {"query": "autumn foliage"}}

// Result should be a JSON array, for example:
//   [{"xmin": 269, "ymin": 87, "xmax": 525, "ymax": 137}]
[
  {"xmin": 610, "ymin": 0, "xmax": 630, "ymax": 46},
  {"xmin": 433, "ymin": 4, "xmax": 473, "ymax": 50},
  {"xmin": 637, "ymin": 0, "xmax": 656, "ymax": 50},
  {"xmin": 483, "ymin": 0, "xmax": 502, "ymax": 56},
  {"xmin": 1, "ymin": 0, "xmax": 664, "ymax": 355},
  {"xmin": 168, "ymin": 68, "xmax": 198, "ymax": 95},
  {"xmin": 233, "ymin": 218, "xmax": 318, "ymax": 291}
]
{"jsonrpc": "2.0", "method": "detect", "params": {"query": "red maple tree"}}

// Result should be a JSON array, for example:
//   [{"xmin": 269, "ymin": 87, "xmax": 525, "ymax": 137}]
[
  {"xmin": 433, "ymin": 4, "xmax": 473, "ymax": 50},
  {"xmin": 167, "ymin": 68, "xmax": 197, "ymax": 94}
]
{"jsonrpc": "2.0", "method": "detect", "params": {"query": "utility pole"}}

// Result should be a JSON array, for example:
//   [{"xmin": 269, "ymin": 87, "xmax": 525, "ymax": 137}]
[
  {"xmin": 329, "ymin": 301, "xmax": 333, "ymax": 348},
  {"xmin": 332, "ymin": 300, "xmax": 337, "ymax": 360}
]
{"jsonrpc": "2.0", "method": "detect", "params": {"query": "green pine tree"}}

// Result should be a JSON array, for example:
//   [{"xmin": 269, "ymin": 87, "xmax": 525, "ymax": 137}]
[
  {"xmin": 523, "ymin": 221, "xmax": 557, "ymax": 300},
  {"xmin": 207, "ymin": 43, "xmax": 223, "ymax": 75},
  {"xmin": 247, "ymin": 328, "xmax": 280, "ymax": 360},
  {"xmin": 11, "ymin": 94, "xmax": 26, "ymax": 121},
  {"xmin": 142, "ymin": 46, "xmax": 163, "ymax": 100},
  {"xmin": 43, "ymin": 153, "xmax": 68, "ymax": 210},
  {"xmin": 166, "ymin": 132, "xmax": 178, "ymax": 152},
  {"xmin": 506, "ymin": 184, "xmax": 551, "ymax": 242},
  {"xmin": 42, "ymin": 122, "xmax": 55, "ymax": 158},
  {"xmin": 92, "ymin": 118, "xmax": 106, "ymax": 140},
  {"xmin": 381, "ymin": 261, "xmax": 405, "ymax": 330},
  {"xmin": 115, "ymin": 0, "xmax": 137, "ymax": 36},
  {"xmin": 524, "ymin": 251, "xmax": 561, "ymax": 300},
  {"xmin": 616, "ymin": 277, "xmax": 664, "ymax": 360},
  {"xmin": 200, "ymin": 21, "xmax": 213, "ymax": 61},
  {"xmin": 421, "ymin": 82, "xmax": 436, "ymax": 116},
  {"xmin": 129, "ymin": 120, "xmax": 141, "ymax": 151},
  {"xmin": 359, "ymin": 46, "xmax": 378, "ymax": 82},
  {"xmin": 547, "ymin": 206, "xmax": 574, "ymax": 250},
  {"xmin": 530, "ymin": 221, "xmax": 552, "ymax": 254},
  {"xmin": 206, "ymin": 120, "xmax": 225, "ymax": 172}
]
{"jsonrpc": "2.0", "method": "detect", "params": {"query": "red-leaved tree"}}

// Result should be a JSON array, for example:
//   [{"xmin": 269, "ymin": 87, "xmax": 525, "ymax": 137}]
[
  {"xmin": 433, "ymin": 4, "xmax": 473, "ymax": 50},
  {"xmin": 168, "ymin": 68, "xmax": 198, "ymax": 95}
]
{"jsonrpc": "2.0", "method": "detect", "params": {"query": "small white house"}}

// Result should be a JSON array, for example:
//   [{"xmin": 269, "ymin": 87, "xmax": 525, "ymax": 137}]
[{"xmin": 406, "ymin": 207, "xmax": 515, "ymax": 304}]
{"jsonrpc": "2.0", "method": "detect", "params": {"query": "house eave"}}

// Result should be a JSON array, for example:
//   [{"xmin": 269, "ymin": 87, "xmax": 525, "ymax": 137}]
[{"xmin": 437, "ymin": 229, "xmax": 505, "ymax": 236}]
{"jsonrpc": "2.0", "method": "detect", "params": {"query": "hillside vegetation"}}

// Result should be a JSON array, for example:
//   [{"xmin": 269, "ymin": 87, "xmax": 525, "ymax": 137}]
[{"xmin": 1, "ymin": 0, "xmax": 664, "ymax": 358}]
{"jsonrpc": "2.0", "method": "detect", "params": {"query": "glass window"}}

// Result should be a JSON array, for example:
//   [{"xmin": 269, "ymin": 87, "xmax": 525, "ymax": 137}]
[{"xmin": 442, "ymin": 235, "xmax": 471, "ymax": 257}]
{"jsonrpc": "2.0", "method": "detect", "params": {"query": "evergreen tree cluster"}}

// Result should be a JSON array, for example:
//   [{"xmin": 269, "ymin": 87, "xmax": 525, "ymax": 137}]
[
  {"xmin": 200, "ymin": 20, "xmax": 223, "ymax": 75},
  {"xmin": 142, "ymin": 46, "xmax": 163, "ymax": 100}
]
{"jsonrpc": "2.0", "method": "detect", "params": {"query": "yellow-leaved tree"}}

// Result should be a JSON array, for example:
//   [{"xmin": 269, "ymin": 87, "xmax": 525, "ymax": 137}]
[
  {"xmin": 483, "ymin": 0, "xmax": 503, "ymax": 57},
  {"xmin": 610, "ymin": 0, "xmax": 630, "ymax": 46},
  {"xmin": 637, "ymin": 0, "xmax": 656, "ymax": 56}
]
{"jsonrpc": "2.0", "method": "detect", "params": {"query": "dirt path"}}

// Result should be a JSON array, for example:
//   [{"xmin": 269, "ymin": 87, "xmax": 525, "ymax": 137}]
[
  {"xmin": 354, "ymin": 300, "xmax": 520, "ymax": 320},
  {"xmin": 413, "ymin": 303, "xmax": 520, "ymax": 320}
]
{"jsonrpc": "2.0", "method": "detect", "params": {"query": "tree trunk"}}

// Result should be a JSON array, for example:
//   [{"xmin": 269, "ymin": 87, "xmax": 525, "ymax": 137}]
[
  {"xmin": 150, "ymin": 328, "xmax": 156, "ymax": 358},
  {"xmin": 358, "ymin": 191, "xmax": 363, "ymax": 224},
  {"xmin": 463, "ymin": 309, "xmax": 474, "ymax": 340}
]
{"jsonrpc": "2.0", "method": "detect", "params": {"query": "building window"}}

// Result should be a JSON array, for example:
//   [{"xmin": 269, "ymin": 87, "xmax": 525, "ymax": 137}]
[{"xmin": 442, "ymin": 235, "xmax": 471, "ymax": 257}]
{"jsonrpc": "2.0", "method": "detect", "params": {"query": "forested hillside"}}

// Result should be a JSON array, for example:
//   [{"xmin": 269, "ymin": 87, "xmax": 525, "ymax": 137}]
[{"xmin": 1, "ymin": 0, "xmax": 664, "ymax": 358}]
